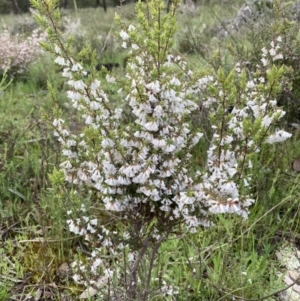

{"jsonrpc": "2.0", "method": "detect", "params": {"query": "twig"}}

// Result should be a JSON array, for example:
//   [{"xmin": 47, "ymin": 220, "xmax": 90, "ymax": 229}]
[{"xmin": 100, "ymin": 26, "xmax": 113, "ymax": 55}]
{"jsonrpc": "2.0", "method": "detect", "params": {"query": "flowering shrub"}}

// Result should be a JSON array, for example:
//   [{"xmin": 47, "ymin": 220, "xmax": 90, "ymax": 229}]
[
  {"xmin": 32, "ymin": 0, "xmax": 292, "ymax": 299},
  {"xmin": 0, "ymin": 29, "xmax": 45, "ymax": 75}
]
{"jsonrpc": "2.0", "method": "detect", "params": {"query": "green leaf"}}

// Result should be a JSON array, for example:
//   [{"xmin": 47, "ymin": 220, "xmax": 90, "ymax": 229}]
[{"xmin": 8, "ymin": 188, "xmax": 26, "ymax": 201}]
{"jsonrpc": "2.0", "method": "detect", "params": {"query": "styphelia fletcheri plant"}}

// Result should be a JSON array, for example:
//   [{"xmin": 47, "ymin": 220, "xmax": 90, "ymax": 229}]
[{"xmin": 32, "ymin": 0, "xmax": 291, "ymax": 299}]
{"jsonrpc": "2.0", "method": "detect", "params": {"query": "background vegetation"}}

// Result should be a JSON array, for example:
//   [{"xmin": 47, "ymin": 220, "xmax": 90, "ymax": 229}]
[
  {"xmin": 0, "ymin": 0, "xmax": 138, "ymax": 14},
  {"xmin": 0, "ymin": 0, "xmax": 300, "ymax": 300}
]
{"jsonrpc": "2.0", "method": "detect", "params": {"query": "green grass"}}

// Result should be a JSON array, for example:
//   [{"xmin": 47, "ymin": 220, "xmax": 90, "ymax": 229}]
[{"xmin": 0, "ymin": 0, "xmax": 300, "ymax": 300}]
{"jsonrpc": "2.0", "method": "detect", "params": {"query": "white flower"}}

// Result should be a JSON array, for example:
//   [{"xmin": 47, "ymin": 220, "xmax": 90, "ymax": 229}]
[
  {"xmin": 243, "ymin": 178, "xmax": 249, "ymax": 187},
  {"xmin": 160, "ymin": 204, "xmax": 170, "ymax": 211},
  {"xmin": 66, "ymin": 139, "xmax": 76, "ymax": 147},
  {"xmin": 90, "ymin": 101, "xmax": 100, "ymax": 110},
  {"xmin": 114, "ymin": 108, "xmax": 122, "ymax": 120},
  {"xmin": 275, "ymin": 109, "xmax": 285, "ymax": 119},
  {"xmin": 163, "ymin": 158, "xmax": 180, "ymax": 168},
  {"xmin": 153, "ymin": 105, "xmax": 164, "ymax": 118},
  {"xmin": 152, "ymin": 139, "xmax": 167, "ymax": 148},
  {"xmin": 146, "ymin": 81, "xmax": 161, "ymax": 94},
  {"xmin": 91, "ymin": 79, "xmax": 101, "ymax": 90},
  {"xmin": 131, "ymin": 79, "xmax": 137, "ymax": 88},
  {"xmin": 153, "ymin": 179, "xmax": 166, "ymax": 189},
  {"xmin": 91, "ymin": 169, "xmax": 102, "ymax": 182},
  {"xmin": 192, "ymin": 132, "xmax": 203, "ymax": 146},
  {"xmin": 273, "ymin": 53, "xmax": 283, "ymax": 61},
  {"xmin": 55, "ymin": 56, "xmax": 69, "ymax": 66},
  {"xmin": 105, "ymin": 177, "xmax": 118, "ymax": 186},
  {"xmin": 117, "ymin": 175, "xmax": 130, "ymax": 185},
  {"xmin": 132, "ymin": 44, "xmax": 139, "ymax": 50},
  {"xmin": 128, "ymin": 252, "xmax": 135, "ymax": 262},
  {"xmin": 220, "ymin": 181, "xmax": 239, "ymax": 198},
  {"xmin": 187, "ymin": 70, "xmax": 193, "ymax": 76},
  {"xmin": 136, "ymin": 56, "xmax": 143, "ymax": 65},
  {"xmin": 133, "ymin": 166, "xmax": 154, "ymax": 184},
  {"xmin": 261, "ymin": 58, "xmax": 268, "ymax": 66},
  {"xmin": 73, "ymin": 274, "xmax": 82, "ymax": 283},
  {"xmin": 53, "ymin": 118, "xmax": 64, "ymax": 127},
  {"xmin": 106, "ymin": 74, "xmax": 116, "ymax": 83},
  {"xmin": 62, "ymin": 68, "xmax": 72, "ymax": 78},
  {"xmin": 159, "ymin": 169, "xmax": 172, "ymax": 178},
  {"xmin": 82, "ymin": 216, "xmax": 89, "ymax": 222},
  {"xmin": 173, "ymin": 135, "xmax": 184, "ymax": 146},
  {"xmin": 68, "ymin": 79, "xmax": 86, "ymax": 90},
  {"xmin": 78, "ymin": 169, "xmax": 88, "ymax": 182},
  {"xmin": 61, "ymin": 128, "xmax": 70, "ymax": 137},
  {"xmin": 170, "ymin": 77, "xmax": 181, "ymax": 86},
  {"xmin": 198, "ymin": 75, "xmax": 213, "ymax": 87},
  {"xmin": 138, "ymin": 186, "xmax": 155, "ymax": 197},
  {"xmin": 261, "ymin": 47, "xmax": 268, "ymax": 56},
  {"xmin": 120, "ymin": 30, "xmax": 129, "ymax": 40},
  {"xmin": 248, "ymin": 160, "xmax": 253, "ymax": 168},
  {"xmin": 120, "ymin": 164, "xmax": 141, "ymax": 177},
  {"xmin": 105, "ymin": 200, "xmax": 122, "ymax": 211},
  {"xmin": 121, "ymin": 41, "xmax": 127, "ymax": 48},
  {"xmin": 71, "ymin": 63, "xmax": 83, "ymax": 71},
  {"xmin": 209, "ymin": 202, "xmax": 228, "ymax": 214},
  {"xmin": 177, "ymin": 192, "xmax": 195, "ymax": 207},
  {"xmin": 85, "ymin": 115, "xmax": 93, "ymax": 125},
  {"xmin": 246, "ymin": 80, "xmax": 255, "ymax": 89},
  {"xmin": 128, "ymin": 24, "xmax": 135, "ymax": 31},
  {"xmin": 91, "ymin": 258, "xmax": 102, "ymax": 273},
  {"xmin": 265, "ymin": 130, "xmax": 292, "ymax": 144},
  {"xmin": 203, "ymin": 96, "xmax": 217, "ymax": 107},
  {"xmin": 90, "ymin": 219, "xmax": 98, "ymax": 226},
  {"xmin": 163, "ymin": 144, "xmax": 176, "ymax": 153},
  {"xmin": 67, "ymin": 90, "xmax": 81, "ymax": 100},
  {"xmin": 269, "ymin": 48, "xmax": 276, "ymax": 56},
  {"xmin": 144, "ymin": 121, "xmax": 159, "ymax": 131},
  {"xmin": 101, "ymin": 138, "xmax": 115, "ymax": 148},
  {"xmin": 54, "ymin": 45, "xmax": 61, "ymax": 54},
  {"xmin": 103, "ymin": 161, "xmax": 117, "ymax": 175},
  {"xmin": 185, "ymin": 216, "xmax": 199, "ymax": 228},
  {"xmin": 262, "ymin": 115, "xmax": 274, "ymax": 127},
  {"xmin": 62, "ymin": 149, "xmax": 77, "ymax": 158},
  {"xmin": 67, "ymin": 219, "xmax": 80, "ymax": 234},
  {"xmin": 102, "ymin": 237, "xmax": 113, "ymax": 247},
  {"xmin": 87, "ymin": 223, "xmax": 96, "ymax": 233}
]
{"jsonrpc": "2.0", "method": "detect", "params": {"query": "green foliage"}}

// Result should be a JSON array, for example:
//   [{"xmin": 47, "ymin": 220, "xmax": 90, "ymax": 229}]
[
  {"xmin": 215, "ymin": 0, "xmax": 300, "ymax": 124},
  {"xmin": 27, "ymin": 53, "xmax": 64, "ymax": 90},
  {"xmin": 0, "ymin": 0, "xmax": 11, "ymax": 14},
  {"xmin": 0, "ymin": 60, "xmax": 63, "ymax": 219},
  {"xmin": 0, "ymin": 91, "xmax": 43, "ymax": 203},
  {"xmin": 0, "ymin": 0, "xmax": 120, "ymax": 14}
]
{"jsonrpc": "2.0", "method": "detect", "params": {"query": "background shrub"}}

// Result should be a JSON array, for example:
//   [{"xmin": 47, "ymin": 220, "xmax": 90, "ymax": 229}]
[{"xmin": 0, "ymin": 29, "xmax": 45, "ymax": 77}]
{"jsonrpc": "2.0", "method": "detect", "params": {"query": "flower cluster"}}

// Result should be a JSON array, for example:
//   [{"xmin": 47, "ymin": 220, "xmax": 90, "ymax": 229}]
[
  {"xmin": 188, "ymin": 36, "xmax": 291, "ymax": 221},
  {"xmin": 53, "ymin": 28, "xmax": 291, "ymax": 238},
  {"xmin": 0, "ymin": 29, "xmax": 46, "ymax": 74},
  {"xmin": 261, "ymin": 36, "xmax": 284, "ymax": 66},
  {"xmin": 55, "ymin": 43, "xmax": 207, "ymax": 233}
]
